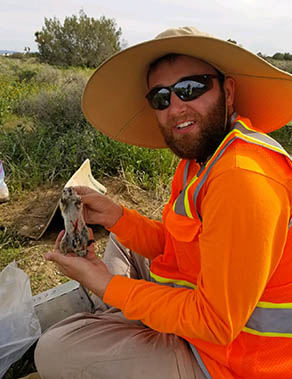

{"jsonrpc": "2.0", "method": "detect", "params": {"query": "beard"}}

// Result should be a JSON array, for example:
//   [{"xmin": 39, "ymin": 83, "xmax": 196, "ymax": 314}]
[{"xmin": 158, "ymin": 92, "xmax": 229, "ymax": 164}]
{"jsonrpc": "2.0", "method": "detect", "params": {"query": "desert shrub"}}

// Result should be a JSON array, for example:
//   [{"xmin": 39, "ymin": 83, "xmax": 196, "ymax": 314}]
[
  {"xmin": 33, "ymin": 65, "xmax": 62, "ymax": 84},
  {"xmin": 266, "ymin": 58, "xmax": 292, "ymax": 74},
  {"xmin": 0, "ymin": 75, "xmax": 34, "ymax": 124},
  {"xmin": 13, "ymin": 73, "xmax": 87, "ymax": 129},
  {"xmin": 35, "ymin": 10, "xmax": 122, "ymax": 67},
  {"xmin": 270, "ymin": 122, "xmax": 292, "ymax": 153},
  {"xmin": 0, "ymin": 57, "xmax": 52, "ymax": 124}
]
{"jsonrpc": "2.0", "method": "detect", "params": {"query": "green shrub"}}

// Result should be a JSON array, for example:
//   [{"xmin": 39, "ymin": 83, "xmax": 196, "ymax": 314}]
[
  {"xmin": 13, "ymin": 73, "xmax": 87, "ymax": 129},
  {"xmin": 266, "ymin": 58, "xmax": 292, "ymax": 74},
  {"xmin": 270, "ymin": 122, "xmax": 292, "ymax": 153}
]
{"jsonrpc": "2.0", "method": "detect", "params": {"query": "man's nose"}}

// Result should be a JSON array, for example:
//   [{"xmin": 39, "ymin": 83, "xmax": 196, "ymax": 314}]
[{"xmin": 168, "ymin": 92, "xmax": 187, "ymax": 115}]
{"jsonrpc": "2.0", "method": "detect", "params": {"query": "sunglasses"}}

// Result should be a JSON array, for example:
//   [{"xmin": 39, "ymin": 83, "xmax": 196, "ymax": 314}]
[{"xmin": 146, "ymin": 74, "xmax": 220, "ymax": 111}]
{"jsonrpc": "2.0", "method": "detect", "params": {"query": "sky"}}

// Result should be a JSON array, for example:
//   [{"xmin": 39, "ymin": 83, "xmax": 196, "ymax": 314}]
[{"xmin": 1, "ymin": 0, "xmax": 291, "ymax": 56}]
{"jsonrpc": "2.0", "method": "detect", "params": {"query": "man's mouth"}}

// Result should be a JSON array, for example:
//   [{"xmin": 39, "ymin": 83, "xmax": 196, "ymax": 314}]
[{"xmin": 176, "ymin": 121, "xmax": 194, "ymax": 130}]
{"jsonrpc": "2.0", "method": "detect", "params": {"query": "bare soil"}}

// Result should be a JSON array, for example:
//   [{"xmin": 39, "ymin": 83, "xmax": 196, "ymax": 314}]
[{"xmin": 0, "ymin": 177, "xmax": 167, "ymax": 295}]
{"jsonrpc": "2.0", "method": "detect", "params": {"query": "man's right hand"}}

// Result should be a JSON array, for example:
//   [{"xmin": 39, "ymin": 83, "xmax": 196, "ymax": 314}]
[{"xmin": 74, "ymin": 186, "xmax": 123, "ymax": 228}]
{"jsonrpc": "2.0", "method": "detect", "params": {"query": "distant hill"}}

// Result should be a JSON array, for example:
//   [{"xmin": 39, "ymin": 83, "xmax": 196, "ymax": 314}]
[{"xmin": 0, "ymin": 50, "xmax": 19, "ymax": 55}]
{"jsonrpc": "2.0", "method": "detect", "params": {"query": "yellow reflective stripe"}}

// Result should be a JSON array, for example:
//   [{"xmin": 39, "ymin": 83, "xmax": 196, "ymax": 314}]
[
  {"xmin": 174, "ymin": 127, "xmax": 236, "ymax": 218},
  {"xmin": 204, "ymin": 127, "xmax": 236, "ymax": 170},
  {"xmin": 184, "ymin": 193, "xmax": 193, "ymax": 219},
  {"xmin": 257, "ymin": 301, "xmax": 292, "ymax": 309},
  {"xmin": 184, "ymin": 177, "xmax": 197, "ymax": 219},
  {"xmin": 243, "ymin": 326, "xmax": 292, "ymax": 338},
  {"xmin": 244, "ymin": 300, "xmax": 292, "ymax": 337},
  {"xmin": 237, "ymin": 120, "xmax": 291, "ymax": 158},
  {"xmin": 150, "ymin": 271, "xmax": 197, "ymax": 289}
]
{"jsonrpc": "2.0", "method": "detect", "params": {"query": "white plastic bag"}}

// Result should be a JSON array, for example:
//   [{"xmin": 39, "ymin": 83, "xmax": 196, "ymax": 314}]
[
  {"xmin": 0, "ymin": 160, "xmax": 9, "ymax": 203},
  {"xmin": 0, "ymin": 262, "xmax": 41, "ymax": 378}
]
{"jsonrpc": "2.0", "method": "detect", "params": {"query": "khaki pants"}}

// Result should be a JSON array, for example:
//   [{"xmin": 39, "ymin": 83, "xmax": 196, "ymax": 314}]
[{"xmin": 34, "ymin": 234, "xmax": 206, "ymax": 379}]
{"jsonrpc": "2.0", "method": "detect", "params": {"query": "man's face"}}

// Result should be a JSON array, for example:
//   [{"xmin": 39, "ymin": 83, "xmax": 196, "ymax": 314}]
[{"xmin": 148, "ymin": 55, "xmax": 234, "ymax": 163}]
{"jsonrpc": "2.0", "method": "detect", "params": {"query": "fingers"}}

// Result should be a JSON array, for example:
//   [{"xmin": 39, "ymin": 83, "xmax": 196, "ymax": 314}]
[
  {"xmin": 88, "ymin": 227, "xmax": 94, "ymax": 240},
  {"xmin": 80, "ymin": 192, "xmax": 104, "ymax": 206},
  {"xmin": 86, "ymin": 228, "xmax": 96, "ymax": 259},
  {"xmin": 74, "ymin": 186, "xmax": 97, "ymax": 196},
  {"xmin": 55, "ymin": 230, "xmax": 65, "ymax": 249}
]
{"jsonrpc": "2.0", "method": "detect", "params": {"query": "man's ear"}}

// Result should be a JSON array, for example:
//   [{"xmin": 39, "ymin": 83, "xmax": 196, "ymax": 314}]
[{"xmin": 224, "ymin": 77, "xmax": 236, "ymax": 114}]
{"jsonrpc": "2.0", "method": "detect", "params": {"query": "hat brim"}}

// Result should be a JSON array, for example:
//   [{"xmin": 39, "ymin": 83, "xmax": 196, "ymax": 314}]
[{"xmin": 82, "ymin": 35, "xmax": 292, "ymax": 148}]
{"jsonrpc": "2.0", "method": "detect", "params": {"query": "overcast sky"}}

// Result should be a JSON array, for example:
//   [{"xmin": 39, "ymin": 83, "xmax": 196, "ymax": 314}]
[{"xmin": 1, "ymin": 0, "xmax": 291, "ymax": 56}]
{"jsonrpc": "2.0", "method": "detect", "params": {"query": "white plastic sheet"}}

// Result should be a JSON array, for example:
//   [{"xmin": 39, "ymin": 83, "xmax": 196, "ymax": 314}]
[
  {"xmin": 0, "ymin": 160, "xmax": 9, "ymax": 202},
  {"xmin": 0, "ymin": 262, "xmax": 41, "ymax": 378}
]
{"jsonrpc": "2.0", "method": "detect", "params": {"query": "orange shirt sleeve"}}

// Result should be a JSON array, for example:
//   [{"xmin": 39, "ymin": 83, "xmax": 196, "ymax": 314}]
[
  {"xmin": 104, "ymin": 167, "xmax": 290, "ymax": 345},
  {"xmin": 107, "ymin": 159, "xmax": 196, "ymax": 260},
  {"xmin": 109, "ymin": 206, "xmax": 165, "ymax": 260}
]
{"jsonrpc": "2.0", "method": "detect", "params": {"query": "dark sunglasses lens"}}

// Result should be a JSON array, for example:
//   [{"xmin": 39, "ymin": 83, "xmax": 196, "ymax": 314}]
[
  {"xmin": 149, "ymin": 88, "xmax": 170, "ymax": 110},
  {"xmin": 174, "ymin": 78, "xmax": 209, "ymax": 101},
  {"xmin": 146, "ymin": 75, "xmax": 214, "ymax": 110}
]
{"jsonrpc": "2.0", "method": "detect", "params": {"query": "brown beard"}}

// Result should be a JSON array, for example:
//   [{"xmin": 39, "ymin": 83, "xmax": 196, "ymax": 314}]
[{"xmin": 158, "ymin": 92, "xmax": 228, "ymax": 164}]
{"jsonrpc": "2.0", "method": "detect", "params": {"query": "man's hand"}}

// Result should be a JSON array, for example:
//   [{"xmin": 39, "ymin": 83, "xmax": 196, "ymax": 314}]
[
  {"xmin": 45, "ymin": 230, "xmax": 113, "ymax": 299},
  {"xmin": 74, "ymin": 186, "xmax": 123, "ymax": 228}
]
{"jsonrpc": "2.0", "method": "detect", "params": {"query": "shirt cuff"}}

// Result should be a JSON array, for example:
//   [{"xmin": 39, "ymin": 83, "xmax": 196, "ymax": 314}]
[{"xmin": 107, "ymin": 206, "xmax": 131, "ymax": 234}]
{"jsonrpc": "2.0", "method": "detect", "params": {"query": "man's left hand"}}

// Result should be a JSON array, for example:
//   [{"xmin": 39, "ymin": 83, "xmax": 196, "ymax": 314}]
[{"xmin": 45, "ymin": 230, "xmax": 113, "ymax": 299}]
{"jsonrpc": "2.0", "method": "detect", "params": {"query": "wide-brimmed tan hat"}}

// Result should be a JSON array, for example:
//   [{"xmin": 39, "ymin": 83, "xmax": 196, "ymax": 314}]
[{"xmin": 82, "ymin": 26, "xmax": 292, "ymax": 148}]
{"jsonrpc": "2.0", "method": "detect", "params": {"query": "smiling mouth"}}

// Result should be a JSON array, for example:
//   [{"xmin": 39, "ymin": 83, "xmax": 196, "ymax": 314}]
[{"xmin": 176, "ymin": 121, "xmax": 194, "ymax": 130}]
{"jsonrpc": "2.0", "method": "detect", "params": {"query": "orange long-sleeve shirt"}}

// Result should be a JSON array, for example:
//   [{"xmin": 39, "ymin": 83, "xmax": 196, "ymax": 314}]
[{"xmin": 104, "ymin": 138, "xmax": 292, "ymax": 377}]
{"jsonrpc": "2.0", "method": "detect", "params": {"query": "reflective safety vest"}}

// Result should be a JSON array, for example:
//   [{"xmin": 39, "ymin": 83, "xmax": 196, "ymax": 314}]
[{"xmin": 150, "ymin": 116, "xmax": 292, "ymax": 378}]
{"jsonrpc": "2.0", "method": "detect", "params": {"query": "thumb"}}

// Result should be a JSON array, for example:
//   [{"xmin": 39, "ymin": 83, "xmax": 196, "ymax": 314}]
[{"xmin": 45, "ymin": 250, "xmax": 69, "ymax": 265}]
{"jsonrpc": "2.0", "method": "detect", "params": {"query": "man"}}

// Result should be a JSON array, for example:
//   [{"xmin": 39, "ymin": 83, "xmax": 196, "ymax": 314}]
[{"xmin": 34, "ymin": 27, "xmax": 292, "ymax": 378}]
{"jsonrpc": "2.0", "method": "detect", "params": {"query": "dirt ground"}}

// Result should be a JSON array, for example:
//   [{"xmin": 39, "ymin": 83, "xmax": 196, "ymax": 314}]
[{"xmin": 0, "ymin": 176, "xmax": 167, "ymax": 295}]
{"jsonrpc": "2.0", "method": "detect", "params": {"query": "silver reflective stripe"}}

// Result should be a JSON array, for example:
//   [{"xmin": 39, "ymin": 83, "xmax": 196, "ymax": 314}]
[
  {"xmin": 189, "ymin": 343, "xmax": 212, "ymax": 378},
  {"xmin": 289, "ymin": 217, "xmax": 292, "ymax": 230},
  {"xmin": 150, "ymin": 276, "xmax": 195, "ymax": 290},
  {"xmin": 150, "ymin": 273, "xmax": 197, "ymax": 290},
  {"xmin": 174, "ymin": 161, "xmax": 206, "ymax": 216},
  {"xmin": 245, "ymin": 306, "xmax": 292, "ymax": 335},
  {"xmin": 174, "ymin": 188, "xmax": 188, "ymax": 216},
  {"xmin": 173, "ymin": 161, "xmax": 191, "ymax": 216},
  {"xmin": 235, "ymin": 123, "xmax": 292, "ymax": 157},
  {"xmin": 197, "ymin": 163, "xmax": 206, "ymax": 178},
  {"xmin": 183, "ymin": 160, "xmax": 191, "ymax": 187}
]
